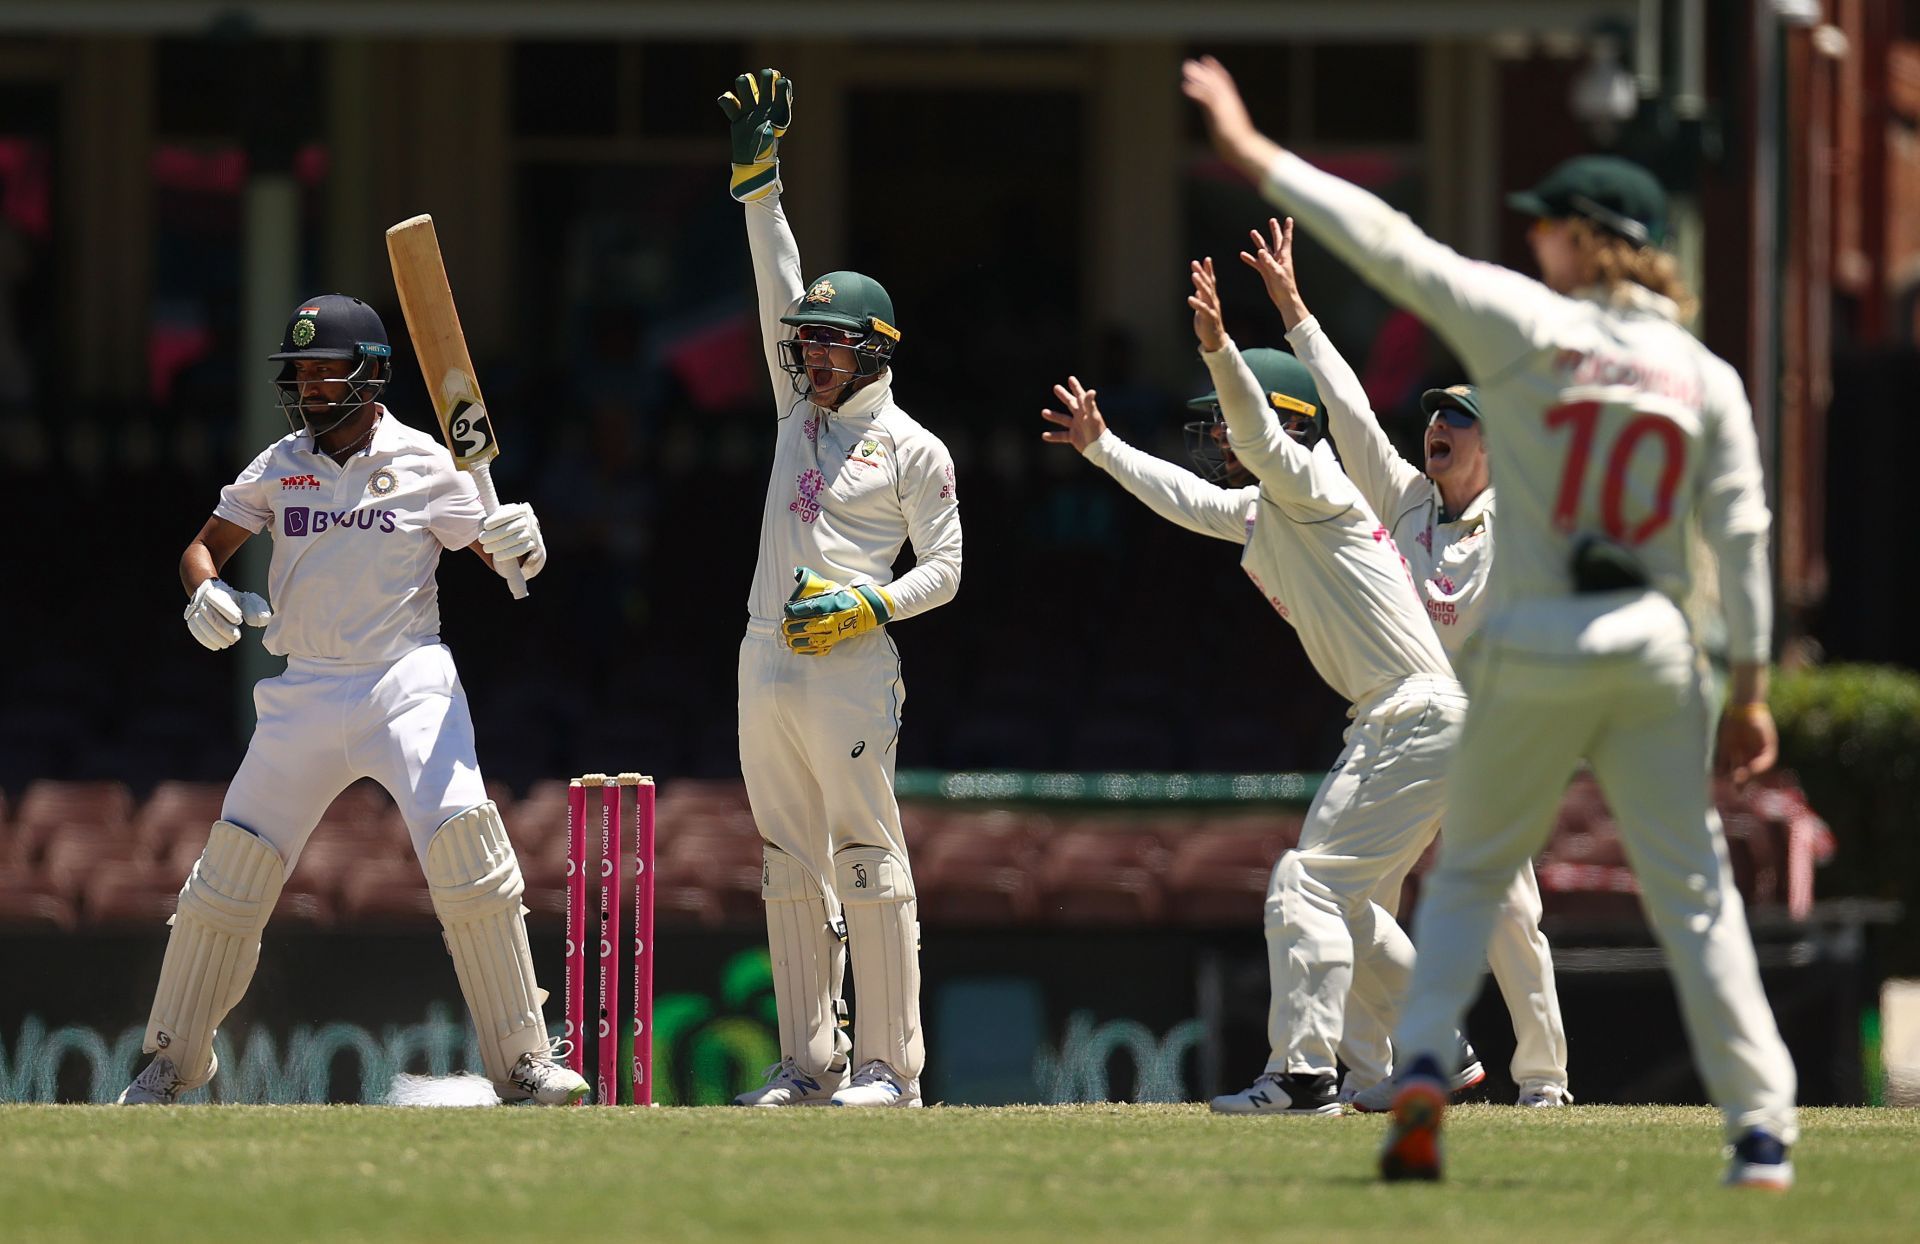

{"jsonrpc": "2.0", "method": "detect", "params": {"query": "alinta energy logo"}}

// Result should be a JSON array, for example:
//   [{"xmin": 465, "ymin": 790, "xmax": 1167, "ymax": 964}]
[{"xmin": 284, "ymin": 507, "xmax": 398, "ymax": 538}]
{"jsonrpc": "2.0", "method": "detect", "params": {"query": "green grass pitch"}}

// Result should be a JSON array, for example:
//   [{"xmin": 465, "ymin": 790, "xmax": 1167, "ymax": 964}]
[{"xmin": 5, "ymin": 1104, "xmax": 1917, "ymax": 1242}]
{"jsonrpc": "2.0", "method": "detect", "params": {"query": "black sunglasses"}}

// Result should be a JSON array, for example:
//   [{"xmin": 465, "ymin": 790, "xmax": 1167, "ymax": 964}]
[{"xmin": 1428, "ymin": 407, "xmax": 1478, "ymax": 430}]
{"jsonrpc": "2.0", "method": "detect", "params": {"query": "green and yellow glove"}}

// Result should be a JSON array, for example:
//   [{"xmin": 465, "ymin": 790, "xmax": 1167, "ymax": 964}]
[
  {"xmin": 717, "ymin": 68, "xmax": 793, "ymax": 203},
  {"xmin": 783, "ymin": 566, "xmax": 894, "ymax": 656}
]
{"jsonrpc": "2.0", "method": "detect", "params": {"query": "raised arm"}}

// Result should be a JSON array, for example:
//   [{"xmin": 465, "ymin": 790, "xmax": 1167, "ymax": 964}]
[
  {"xmin": 1242, "ymin": 216, "xmax": 1427, "ymax": 519},
  {"xmin": 1184, "ymin": 56, "xmax": 1558, "ymax": 382},
  {"xmin": 720, "ymin": 69, "xmax": 805, "ymax": 404},
  {"xmin": 1042, "ymin": 376, "xmax": 1252, "ymax": 544},
  {"xmin": 1187, "ymin": 258, "xmax": 1320, "ymax": 501}
]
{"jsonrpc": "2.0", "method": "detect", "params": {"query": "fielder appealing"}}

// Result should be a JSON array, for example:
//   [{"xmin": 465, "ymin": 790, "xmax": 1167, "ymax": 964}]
[
  {"xmin": 721, "ymin": 70, "xmax": 962, "ymax": 1108},
  {"xmin": 119, "ymin": 294, "xmax": 584, "ymax": 1106},
  {"xmin": 1043, "ymin": 260, "xmax": 1475, "ymax": 1117},
  {"xmin": 1242, "ymin": 217, "xmax": 1572, "ymax": 1109},
  {"xmin": 1185, "ymin": 57, "xmax": 1795, "ymax": 1188}
]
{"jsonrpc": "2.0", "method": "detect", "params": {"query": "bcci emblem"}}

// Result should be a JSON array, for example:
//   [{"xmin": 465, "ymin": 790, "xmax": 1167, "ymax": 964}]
[
  {"xmin": 367, "ymin": 468, "xmax": 397, "ymax": 497},
  {"xmin": 805, "ymin": 279, "xmax": 837, "ymax": 304},
  {"xmin": 291, "ymin": 318, "xmax": 317, "ymax": 347}
]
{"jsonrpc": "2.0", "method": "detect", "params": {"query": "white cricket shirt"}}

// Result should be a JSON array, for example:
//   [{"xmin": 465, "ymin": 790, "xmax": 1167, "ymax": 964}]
[
  {"xmin": 1080, "ymin": 337, "xmax": 1454, "ymax": 707},
  {"xmin": 1287, "ymin": 316, "xmax": 1494, "ymax": 660},
  {"xmin": 1260, "ymin": 152, "xmax": 1772, "ymax": 663},
  {"xmin": 742, "ymin": 195, "xmax": 962, "ymax": 628},
  {"xmin": 213, "ymin": 408, "xmax": 486, "ymax": 663}
]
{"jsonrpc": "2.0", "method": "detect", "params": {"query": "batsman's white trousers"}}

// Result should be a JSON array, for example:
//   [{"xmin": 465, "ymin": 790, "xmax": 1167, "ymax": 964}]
[
  {"xmin": 1393, "ymin": 592, "xmax": 1798, "ymax": 1142},
  {"xmin": 1264, "ymin": 674, "xmax": 1467, "ymax": 1077},
  {"xmin": 221, "ymin": 643, "xmax": 491, "ymax": 870}
]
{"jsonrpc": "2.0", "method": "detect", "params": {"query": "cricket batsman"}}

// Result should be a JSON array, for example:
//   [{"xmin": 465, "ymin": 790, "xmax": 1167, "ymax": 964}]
[
  {"xmin": 1185, "ymin": 55, "xmax": 1796, "ymax": 1187},
  {"xmin": 118, "ymin": 294, "xmax": 585, "ymax": 1106},
  {"xmin": 720, "ymin": 69, "xmax": 962, "ymax": 1107},
  {"xmin": 1242, "ymin": 216, "xmax": 1572, "ymax": 1109},
  {"xmin": 1043, "ymin": 259, "xmax": 1479, "ymax": 1117}
]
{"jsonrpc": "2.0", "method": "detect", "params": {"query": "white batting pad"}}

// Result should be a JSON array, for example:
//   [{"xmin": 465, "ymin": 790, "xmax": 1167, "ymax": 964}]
[
  {"xmin": 143, "ymin": 820, "xmax": 286, "ymax": 1088},
  {"xmin": 761, "ymin": 845, "xmax": 850, "ymax": 1077},
  {"xmin": 423, "ymin": 801, "xmax": 548, "ymax": 1085},
  {"xmin": 835, "ymin": 845, "xmax": 924, "ymax": 1079}
]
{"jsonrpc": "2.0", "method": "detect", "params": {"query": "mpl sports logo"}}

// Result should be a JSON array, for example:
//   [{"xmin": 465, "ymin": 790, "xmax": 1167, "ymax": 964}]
[
  {"xmin": 283, "ymin": 507, "xmax": 398, "ymax": 538},
  {"xmin": 279, "ymin": 474, "xmax": 322, "ymax": 491}
]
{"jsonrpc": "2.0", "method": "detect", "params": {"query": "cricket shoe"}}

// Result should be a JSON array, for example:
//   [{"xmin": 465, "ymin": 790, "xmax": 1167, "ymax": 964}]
[
  {"xmin": 1517, "ymin": 1081, "xmax": 1573, "ymax": 1108},
  {"xmin": 1349, "ymin": 1047, "xmax": 1486, "ymax": 1114},
  {"xmin": 734, "ymin": 1057, "xmax": 846, "ymax": 1107},
  {"xmin": 1723, "ymin": 1128, "xmax": 1794, "ymax": 1191},
  {"xmin": 1209, "ymin": 1071, "xmax": 1340, "ymax": 1116},
  {"xmin": 497, "ymin": 1049, "xmax": 590, "ymax": 1106},
  {"xmin": 1377, "ymin": 1055, "xmax": 1450, "ymax": 1182},
  {"xmin": 831, "ymin": 1060, "xmax": 923, "ymax": 1108},
  {"xmin": 116, "ymin": 1051, "xmax": 215, "ymax": 1105}
]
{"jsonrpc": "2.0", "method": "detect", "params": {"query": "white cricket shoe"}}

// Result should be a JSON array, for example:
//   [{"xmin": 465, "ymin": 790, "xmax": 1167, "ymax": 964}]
[
  {"xmin": 496, "ymin": 1050, "xmax": 590, "ymax": 1106},
  {"xmin": 830, "ymin": 1060, "xmax": 922, "ymax": 1108},
  {"xmin": 117, "ymin": 1051, "xmax": 216, "ymax": 1105},
  {"xmin": 1517, "ymin": 1081, "xmax": 1573, "ymax": 1108},
  {"xmin": 1349, "ymin": 1052, "xmax": 1486, "ymax": 1114},
  {"xmin": 734, "ymin": 1057, "xmax": 846, "ymax": 1107},
  {"xmin": 1210, "ymin": 1071, "xmax": 1340, "ymax": 1115}
]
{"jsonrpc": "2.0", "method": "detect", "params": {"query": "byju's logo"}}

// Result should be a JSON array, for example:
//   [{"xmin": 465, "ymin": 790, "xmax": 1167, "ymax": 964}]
[{"xmin": 283, "ymin": 507, "xmax": 396, "ymax": 538}]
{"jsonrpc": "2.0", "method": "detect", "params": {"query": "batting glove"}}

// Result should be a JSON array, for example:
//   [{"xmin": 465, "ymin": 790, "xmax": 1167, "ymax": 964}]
[
  {"xmin": 479, "ymin": 502, "xmax": 547, "ymax": 580},
  {"xmin": 184, "ymin": 578, "xmax": 271, "ymax": 651},
  {"xmin": 782, "ymin": 566, "xmax": 893, "ymax": 656},
  {"xmin": 718, "ymin": 68, "xmax": 793, "ymax": 202}
]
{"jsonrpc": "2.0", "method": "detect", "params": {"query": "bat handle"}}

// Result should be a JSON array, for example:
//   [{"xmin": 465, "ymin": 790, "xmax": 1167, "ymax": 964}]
[{"xmin": 471, "ymin": 462, "xmax": 530, "ymax": 600}]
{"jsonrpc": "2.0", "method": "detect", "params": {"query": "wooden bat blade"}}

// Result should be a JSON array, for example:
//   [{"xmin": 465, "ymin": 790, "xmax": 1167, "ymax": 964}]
[{"xmin": 385, "ymin": 214, "xmax": 500, "ymax": 472}]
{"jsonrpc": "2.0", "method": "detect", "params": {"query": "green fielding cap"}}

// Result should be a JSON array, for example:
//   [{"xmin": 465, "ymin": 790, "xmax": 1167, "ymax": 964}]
[
  {"xmin": 1420, "ymin": 383, "xmax": 1481, "ymax": 421},
  {"xmin": 1186, "ymin": 347, "xmax": 1322, "ymax": 419},
  {"xmin": 779, "ymin": 271, "xmax": 902, "ymax": 342},
  {"xmin": 1506, "ymin": 154, "xmax": 1668, "ymax": 247}
]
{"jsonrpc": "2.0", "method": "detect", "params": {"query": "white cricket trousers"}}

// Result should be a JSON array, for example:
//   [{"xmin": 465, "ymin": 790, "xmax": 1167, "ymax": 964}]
[
  {"xmin": 738, "ymin": 623, "xmax": 921, "ymax": 1077},
  {"xmin": 222, "ymin": 643, "xmax": 490, "ymax": 869},
  {"xmin": 1341, "ymin": 858, "xmax": 1569, "ymax": 1092},
  {"xmin": 737, "ymin": 624, "xmax": 911, "ymax": 875},
  {"xmin": 1393, "ymin": 593, "xmax": 1798, "ymax": 1142},
  {"xmin": 1264, "ymin": 674, "xmax": 1467, "ymax": 1077}
]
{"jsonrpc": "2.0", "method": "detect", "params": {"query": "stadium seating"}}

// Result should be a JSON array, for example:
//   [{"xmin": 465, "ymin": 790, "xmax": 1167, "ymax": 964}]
[{"xmin": 0, "ymin": 772, "xmax": 1832, "ymax": 933}]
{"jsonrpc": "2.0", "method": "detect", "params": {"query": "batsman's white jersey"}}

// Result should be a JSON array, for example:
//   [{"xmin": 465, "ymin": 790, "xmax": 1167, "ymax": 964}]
[
  {"xmin": 1083, "ymin": 338, "xmax": 1462, "ymax": 1081},
  {"xmin": 216, "ymin": 410, "xmax": 486, "ymax": 664},
  {"xmin": 737, "ymin": 191, "xmax": 961, "ymax": 1085},
  {"xmin": 1259, "ymin": 152, "xmax": 1796, "ymax": 1141},
  {"xmin": 1289, "ymin": 315, "xmax": 1570, "ymax": 1096}
]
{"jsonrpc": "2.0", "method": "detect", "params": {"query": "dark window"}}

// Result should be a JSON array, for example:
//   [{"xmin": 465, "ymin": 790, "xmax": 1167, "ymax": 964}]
[{"xmin": 513, "ymin": 42, "xmax": 620, "ymax": 138}]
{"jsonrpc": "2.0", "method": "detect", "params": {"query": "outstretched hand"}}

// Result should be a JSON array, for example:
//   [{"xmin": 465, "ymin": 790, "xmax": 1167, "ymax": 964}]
[
  {"xmin": 1040, "ymin": 376, "xmax": 1107, "ymax": 453},
  {"xmin": 1241, "ymin": 217, "xmax": 1309, "ymax": 330},
  {"xmin": 1188, "ymin": 258, "xmax": 1227, "ymax": 352},
  {"xmin": 1180, "ymin": 57, "xmax": 1255, "ymax": 153}
]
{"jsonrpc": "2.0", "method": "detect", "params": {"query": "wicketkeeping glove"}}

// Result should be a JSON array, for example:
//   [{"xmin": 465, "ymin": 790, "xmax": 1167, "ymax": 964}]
[
  {"xmin": 718, "ymin": 68, "xmax": 793, "ymax": 203},
  {"xmin": 782, "ymin": 566, "xmax": 894, "ymax": 656},
  {"xmin": 184, "ymin": 578, "xmax": 272, "ymax": 652}
]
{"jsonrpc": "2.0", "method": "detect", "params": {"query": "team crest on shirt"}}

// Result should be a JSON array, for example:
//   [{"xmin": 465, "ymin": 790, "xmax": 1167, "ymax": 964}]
[
  {"xmin": 847, "ymin": 438, "xmax": 883, "ymax": 467},
  {"xmin": 367, "ymin": 468, "xmax": 398, "ymax": 497}
]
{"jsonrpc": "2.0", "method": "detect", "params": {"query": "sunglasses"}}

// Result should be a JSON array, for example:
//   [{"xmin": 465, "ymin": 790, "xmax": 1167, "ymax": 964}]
[
  {"xmin": 796, "ymin": 325, "xmax": 865, "ymax": 346},
  {"xmin": 1428, "ymin": 407, "xmax": 1478, "ymax": 430}
]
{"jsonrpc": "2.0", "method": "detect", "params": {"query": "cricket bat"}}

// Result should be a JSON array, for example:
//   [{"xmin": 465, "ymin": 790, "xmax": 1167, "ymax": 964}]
[{"xmin": 385, "ymin": 214, "xmax": 529, "ymax": 599}]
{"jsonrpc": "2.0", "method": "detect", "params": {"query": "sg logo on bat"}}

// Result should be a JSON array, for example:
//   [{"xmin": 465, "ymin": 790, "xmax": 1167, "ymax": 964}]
[{"xmin": 446, "ymin": 397, "xmax": 497, "ymax": 465}]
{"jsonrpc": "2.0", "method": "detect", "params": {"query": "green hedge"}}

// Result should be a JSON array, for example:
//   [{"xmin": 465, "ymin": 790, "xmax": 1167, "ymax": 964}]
[{"xmin": 1772, "ymin": 663, "xmax": 1920, "ymax": 968}]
